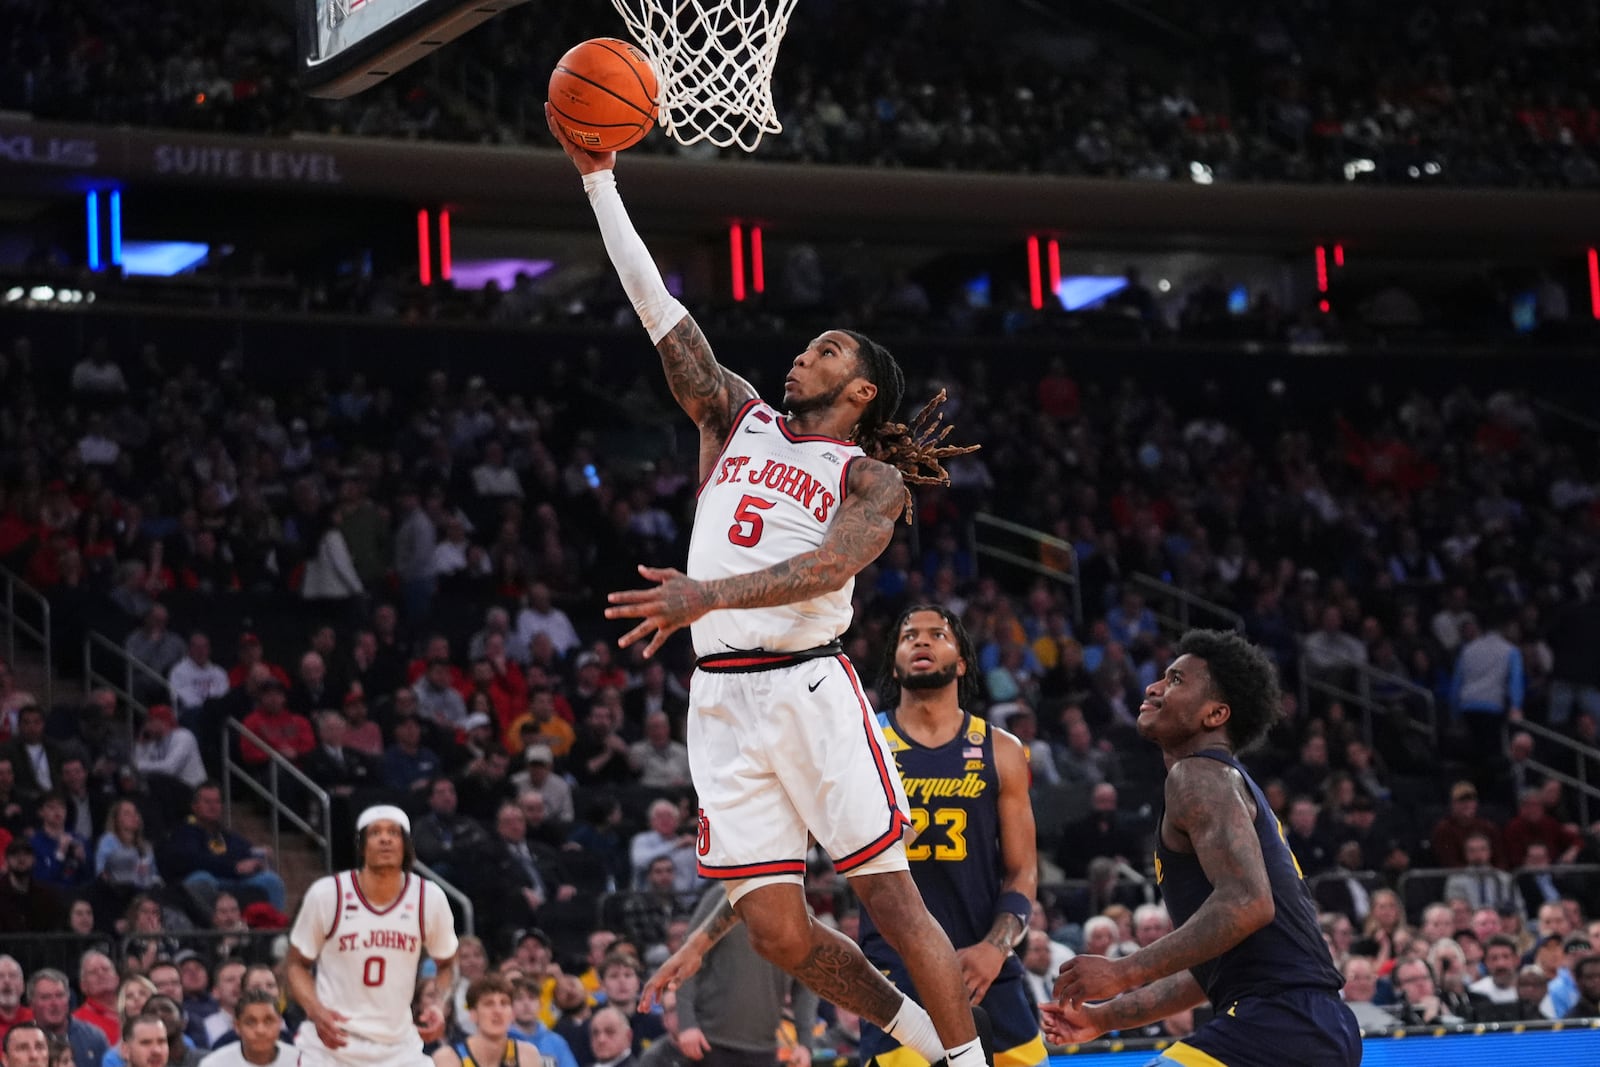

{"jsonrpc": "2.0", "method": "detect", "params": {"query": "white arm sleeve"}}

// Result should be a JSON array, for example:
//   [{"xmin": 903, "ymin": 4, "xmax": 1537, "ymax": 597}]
[{"xmin": 582, "ymin": 170, "xmax": 688, "ymax": 345}]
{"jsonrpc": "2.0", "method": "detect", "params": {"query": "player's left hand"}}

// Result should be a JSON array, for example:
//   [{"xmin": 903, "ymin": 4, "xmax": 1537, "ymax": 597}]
[
  {"xmin": 790, "ymin": 1045, "xmax": 812, "ymax": 1067},
  {"xmin": 605, "ymin": 566, "xmax": 715, "ymax": 658},
  {"xmin": 416, "ymin": 1006, "xmax": 446, "ymax": 1043},
  {"xmin": 955, "ymin": 942, "xmax": 1008, "ymax": 1005},
  {"xmin": 1053, "ymin": 954, "xmax": 1134, "ymax": 1006}
]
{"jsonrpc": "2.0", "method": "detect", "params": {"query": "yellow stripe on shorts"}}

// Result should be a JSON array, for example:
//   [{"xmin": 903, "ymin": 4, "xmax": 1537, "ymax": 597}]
[
  {"xmin": 994, "ymin": 1034, "xmax": 1047, "ymax": 1067},
  {"xmin": 1161, "ymin": 1041, "xmax": 1232, "ymax": 1067}
]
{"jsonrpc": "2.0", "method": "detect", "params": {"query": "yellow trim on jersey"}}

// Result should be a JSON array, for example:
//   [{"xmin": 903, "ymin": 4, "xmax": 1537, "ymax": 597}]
[
  {"xmin": 1161, "ymin": 1041, "xmax": 1232, "ymax": 1067},
  {"xmin": 866, "ymin": 1034, "xmax": 1045, "ymax": 1067},
  {"xmin": 882, "ymin": 723, "xmax": 910, "ymax": 752},
  {"xmin": 994, "ymin": 1034, "xmax": 1047, "ymax": 1067}
]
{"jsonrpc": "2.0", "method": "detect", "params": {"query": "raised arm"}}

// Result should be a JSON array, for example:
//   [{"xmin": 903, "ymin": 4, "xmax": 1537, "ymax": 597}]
[
  {"xmin": 605, "ymin": 459, "xmax": 903, "ymax": 656},
  {"xmin": 638, "ymin": 887, "xmax": 745, "ymax": 1011},
  {"xmin": 544, "ymin": 104, "xmax": 754, "ymax": 451}
]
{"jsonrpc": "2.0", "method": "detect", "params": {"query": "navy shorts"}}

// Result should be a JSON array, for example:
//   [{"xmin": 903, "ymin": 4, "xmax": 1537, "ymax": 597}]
[
  {"xmin": 1150, "ymin": 988, "xmax": 1361, "ymax": 1067},
  {"xmin": 860, "ymin": 960, "xmax": 1045, "ymax": 1067}
]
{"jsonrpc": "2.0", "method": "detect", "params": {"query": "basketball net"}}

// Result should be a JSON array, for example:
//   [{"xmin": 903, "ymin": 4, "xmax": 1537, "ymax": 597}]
[{"xmin": 608, "ymin": 0, "xmax": 800, "ymax": 152}]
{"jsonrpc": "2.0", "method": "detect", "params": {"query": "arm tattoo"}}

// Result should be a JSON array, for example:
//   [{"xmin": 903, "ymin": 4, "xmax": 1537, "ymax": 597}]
[
  {"xmin": 790, "ymin": 929, "xmax": 905, "ymax": 1028},
  {"xmin": 1123, "ymin": 761, "xmax": 1273, "ymax": 987},
  {"xmin": 1094, "ymin": 972, "xmax": 1207, "ymax": 1031},
  {"xmin": 655, "ymin": 317, "xmax": 753, "ymax": 436},
  {"xmin": 984, "ymin": 914, "xmax": 1027, "ymax": 952},
  {"xmin": 704, "ymin": 461, "xmax": 901, "ymax": 612},
  {"xmin": 695, "ymin": 894, "xmax": 742, "ymax": 949}
]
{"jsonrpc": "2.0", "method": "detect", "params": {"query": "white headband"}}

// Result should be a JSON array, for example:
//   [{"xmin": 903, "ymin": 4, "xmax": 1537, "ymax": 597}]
[{"xmin": 356, "ymin": 805, "xmax": 411, "ymax": 834}]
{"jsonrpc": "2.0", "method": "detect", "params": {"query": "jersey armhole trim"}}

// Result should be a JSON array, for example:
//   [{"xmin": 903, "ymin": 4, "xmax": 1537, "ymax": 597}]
[
  {"xmin": 417, "ymin": 874, "xmax": 427, "ymax": 942},
  {"xmin": 695, "ymin": 397, "xmax": 764, "ymax": 499},
  {"xmin": 325, "ymin": 873, "xmax": 342, "ymax": 941},
  {"xmin": 839, "ymin": 454, "xmax": 859, "ymax": 504}
]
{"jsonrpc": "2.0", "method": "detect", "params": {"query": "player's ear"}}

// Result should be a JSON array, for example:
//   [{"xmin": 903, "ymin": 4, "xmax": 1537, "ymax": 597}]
[
  {"xmin": 1205, "ymin": 701, "xmax": 1232, "ymax": 731},
  {"xmin": 851, "ymin": 378, "xmax": 878, "ymax": 407}
]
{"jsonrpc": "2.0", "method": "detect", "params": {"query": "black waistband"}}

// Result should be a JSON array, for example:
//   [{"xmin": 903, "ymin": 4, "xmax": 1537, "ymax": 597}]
[{"xmin": 695, "ymin": 641, "xmax": 843, "ymax": 673}]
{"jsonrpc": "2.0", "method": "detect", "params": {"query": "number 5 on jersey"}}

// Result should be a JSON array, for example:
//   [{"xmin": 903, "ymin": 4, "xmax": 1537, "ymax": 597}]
[{"xmin": 728, "ymin": 494, "xmax": 775, "ymax": 547}]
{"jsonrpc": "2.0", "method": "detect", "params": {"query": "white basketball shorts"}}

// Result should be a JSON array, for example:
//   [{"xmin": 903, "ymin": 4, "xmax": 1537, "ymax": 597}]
[
  {"xmin": 688, "ymin": 648, "xmax": 912, "ymax": 888},
  {"xmin": 295, "ymin": 1023, "xmax": 431, "ymax": 1067}
]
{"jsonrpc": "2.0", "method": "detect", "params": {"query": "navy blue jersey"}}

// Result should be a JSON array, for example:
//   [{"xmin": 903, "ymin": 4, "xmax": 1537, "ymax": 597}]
[
  {"xmin": 1154, "ymin": 748, "xmax": 1343, "ymax": 1007},
  {"xmin": 859, "ymin": 711, "xmax": 1021, "ymax": 982}
]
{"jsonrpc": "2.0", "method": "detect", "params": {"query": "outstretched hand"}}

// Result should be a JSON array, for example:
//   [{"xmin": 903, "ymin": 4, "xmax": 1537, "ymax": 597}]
[
  {"xmin": 606, "ymin": 565, "xmax": 716, "ymax": 658},
  {"xmin": 639, "ymin": 941, "xmax": 707, "ymax": 1011},
  {"xmin": 1053, "ymin": 954, "xmax": 1135, "ymax": 1006},
  {"xmin": 544, "ymin": 101, "xmax": 616, "ymax": 176},
  {"xmin": 1039, "ymin": 1000, "xmax": 1104, "ymax": 1045}
]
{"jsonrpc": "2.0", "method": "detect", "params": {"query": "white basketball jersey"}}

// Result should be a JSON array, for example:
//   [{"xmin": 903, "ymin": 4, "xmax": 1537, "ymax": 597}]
[
  {"xmin": 686, "ymin": 400, "xmax": 866, "ymax": 656},
  {"xmin": 289, "ymin": 870, "xmax": 459, "ymax": 1048}
]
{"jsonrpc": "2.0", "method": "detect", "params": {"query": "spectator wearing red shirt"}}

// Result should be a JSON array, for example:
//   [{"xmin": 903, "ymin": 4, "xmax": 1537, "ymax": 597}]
[
  {"xmin": 0, "ymin": 953, "xmax": 30, "ymax": 1046},
  {"xmin": 239, "ymin": 680, "xmax": 314, "ymax": 766},
  {"xmin": 1503, "ymin": 787, "xmax": 1582, "ymax": 868},
  {"xmin": 407, "ymin": 634, "xmax": 466, "ymax": 689},
  {"xmin": 1430, "ymin": 780, "xmax": 1505, "ymax": 869},
  {"xmin": 71, "ymin": 951, "xmax": 121, "ymax": 1044},
  {"xmin": 226, "ymin": 634, "xmax": 291, "ymax": 691},
  {"xmin": 457, "ymin": 654, "xmax": 527, "ymax": 732}
]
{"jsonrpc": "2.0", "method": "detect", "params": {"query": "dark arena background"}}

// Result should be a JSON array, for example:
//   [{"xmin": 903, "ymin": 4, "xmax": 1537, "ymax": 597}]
[{"xmin": 1, "ymin": 0, "xmax": 1599, "ymax": 1064}]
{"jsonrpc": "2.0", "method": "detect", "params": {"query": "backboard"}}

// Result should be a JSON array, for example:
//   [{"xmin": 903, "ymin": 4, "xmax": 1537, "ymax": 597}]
[{"xmin": 297, "ymin": 0, "xmax": 531, "ymax": 99}]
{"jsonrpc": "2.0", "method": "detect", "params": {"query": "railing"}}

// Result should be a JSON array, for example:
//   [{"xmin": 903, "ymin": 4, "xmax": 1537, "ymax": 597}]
[
  {"xmin": 1511, "ymin": 718, "xmax": 1600, "ymax": 827},
  {"xmin": 968, "ymin": 513, "xmax": 1083, "ymax": 627},
  {"xmin": 1298, "ymin": 650, "xmax": 1439, "ymax": 748},
  {"xmin": 414, "ymin": 858, "xmax": 476, "ymax": 939},
  {"xmin": 84, "ymin": 630, "xmax": 169, "ymax": 734},
  {"xmin": 1127, "ymin": 572, "xmax": 1244, "ymax": 636},
  {"xmin": 1395, "ymin": 864, "xmax": 1600, "ymax": 923},
  {"xmin": 0, "ymin": 564, "xmax": 52, "ymax": 708},
  {"xmin": 222, "ymin": 718, "xmax": 334, "ymax": 876}
]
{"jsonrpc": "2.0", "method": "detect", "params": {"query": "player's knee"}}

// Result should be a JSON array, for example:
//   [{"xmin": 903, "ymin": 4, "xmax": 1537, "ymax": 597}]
[
  {"xmin": 853, "ymin": 873, "xmax": 930, "ymax": 937},
  {"xmin": 743, "ymin": 911, "xmax": 814, "ymax": 971}
]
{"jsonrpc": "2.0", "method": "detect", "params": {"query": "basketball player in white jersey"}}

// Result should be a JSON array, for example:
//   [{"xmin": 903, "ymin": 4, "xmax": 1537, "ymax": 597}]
[
  {"xmin": 547, "ymin": 105, "xmax": 985, "ymax": 1067},
  {"xmin": 287, "ymin": 805, "xmax": 459, "ymax": 1067}
]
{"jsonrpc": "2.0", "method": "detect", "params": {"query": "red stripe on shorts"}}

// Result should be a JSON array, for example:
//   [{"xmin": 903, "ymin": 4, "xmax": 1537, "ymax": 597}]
[
  {"xmin": 831, "ymin": 654, "xmax": 911, "ymax": 872},
  {"xmin": 697, "ymin": 858, "xmax": 808, "ymax": 880}
]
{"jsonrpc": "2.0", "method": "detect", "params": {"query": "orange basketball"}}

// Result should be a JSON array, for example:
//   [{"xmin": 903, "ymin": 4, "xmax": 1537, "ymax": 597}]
[{"xmin": 549, "ymin": 38, "xmax": 659, "ymax": 152}]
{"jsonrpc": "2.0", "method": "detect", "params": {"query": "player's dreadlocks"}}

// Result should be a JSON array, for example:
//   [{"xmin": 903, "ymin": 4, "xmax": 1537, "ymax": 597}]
[{"xmin": 842, "ymin": 330, "xmax": 981, "ymax": 522}]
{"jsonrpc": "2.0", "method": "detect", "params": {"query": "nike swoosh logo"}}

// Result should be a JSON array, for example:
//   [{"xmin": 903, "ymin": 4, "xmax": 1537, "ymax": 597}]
[
  {"xmin": 743, "ymin": 426, "xmax": 761, "ymax": 434},
  {"xmin": 808, "ymin": 677, "xmax": 824, "ymax": 692}
]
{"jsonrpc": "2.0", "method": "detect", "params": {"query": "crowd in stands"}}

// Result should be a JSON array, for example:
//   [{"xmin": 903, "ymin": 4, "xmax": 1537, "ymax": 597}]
[
  {"xmin": 5, "ymin": 0, "xmax": 1600, "ymax": 187},
  {"xmin": 0, "ymin": 301, "xmax": 1597, "ymax": 1065}
]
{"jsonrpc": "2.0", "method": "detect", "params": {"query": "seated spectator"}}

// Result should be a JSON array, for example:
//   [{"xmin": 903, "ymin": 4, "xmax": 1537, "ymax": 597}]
[
  {"xmin": 381, "ymin": 712, "xmax": 442, "ymax": 796},
  {"xmin": 1534, "ymin": 934, "xmax": 1586, "ymax": 1019},
  {"xmin": 1516, "ymin": 843, "xmax": 1574, "ymax": 913},
  {"xmin": 1431, "ymin": 781, "xmax": 1503, "ymax": 869},
  {"xmin": 999, "ymin": 707, "xmax": 1058, "ymax": 785},
  {"xmin": 120, "ymin": 895, "xmax": 182, "ymax": 973},
  {"xmin": 124, "ymin": 607, "xmax": 186, "ymax": 683},
  {"xmin": 286, "ymin": 653, "xmax": 334, "ymax": 718},
  {"xmin": 1060, "ymin": 857, "xmax": 1143, "ymax": 925},
  {"xmin": 164, "ymin": 783, "xmax": 286, "ymax": 913},
  {"xmin": 621, "ymin": 664, "xmax": 685, "ymax": 740},
  {"xmin": 456, "ymin": 748, "xmax": 516, "ymax": 824},
  {"xmin": 567, "ymin": 706, "xmax": 637, "ymax": 788},
  {"xmin": 175, "ymin": 953, "xmax": 217, "ymax": 1050},
  {"xmin": 1339, "ymin": 956, "xmax": 1398, "ymax": 1032},
  {"xmin": 337, "ymin": 693, "xmax": 383, "ymax": 758},
  {"xmin": 1056, "ymin": 717, "xmax": 1118, "ymax": 788},
  {"xmin": 29, "ymin": 968, "xmax": 109, "ymax": 1067},
  {"xmin": 483, "ymin": 801, "xmax": 576, "ymax": 949},
  {"xmin": 627, "ymin": 712, "xmax": 689, "ymax": 790},
  {"xmin": 1517, "ymin": 966, "xmax": 1553, "ymax": 1020},
  {"xmin": 1503, "ymin": 787, "xmax": 1581, "ymax": 867},
  {"xmin": 593, "ymin": 956, "xmax": 663, "ymax": 1053},
  {"xmin": 132, "ymin": 705, "xmax": 207, "ymax": 806},
  {"xmin": 198, "ymin": 988, "xmax": 296, "ymax": 1067},
  {"xmin": 0, "ymin": 954, "xmax": 32, "ymax": 1044},
  {"xmin": 517, "ymin": 792, "xmax": 566, "ymax": 852},
  {"xmin": 1282, "ymin": 736, "xmax": 1332, "ymax": 801},
  {"xmin": 167, "ymin": 634, "xmax": 230, "ymax": 722},
  {"xmin": 567, "ymin": 799, "xmax": 630, "ymax": 891},
  {"xmin": 415, "ymin": 660, "xmax": 469, "ymax": 732},
  {"xmin": 516, "ymin": 585, "xmax": 580, "ymax": 659},
  {"xmin": 72, "ymin": 952, "xmax": 121, "ymax": 1046},
  {"xmin": 1313, "ymin": 842, "xmax": 1374, "ymax": 925},
  {"xmin": 550, "ymin": 977, "xmax": 595, "ymax": 1066},
  {"xmin": 510, "ymin": 746, "xmax": 573, "ymax": 826},
  {"xmin": 503, "ymin": 689, "xmax": 575, "ymax": 760},
  {"xmin": 507, "ymin": 976, "xmax": 579, "ymax": 1067},
  {"xmin": 2, "ymin": 705, "xmax": 66, "ymax": 795},
  {"xmin": 238, "ymin": 685, "xmax": 313, "ymax": 769},
  {"xmin": 1054, "ymin": 783, "xmax": 1141, "ymax": 879},
  {"xmin": 1283, "ymin": 795, "xmax": 1335, "ymax": 877},
  {"xmin": 1392, "ymin": 959, "xmax": 1467, "ymax": 1026},
  {"xmin": 300, "ymin": 711, "xmax": 379, "ymax": 798},
  {"xmin": 627, "ymin": 801, "xmax": 698, "ymax": 893},
  {"xmin": 207, "ymin": 896, "xmax": 255, "ymax": 966},
  {"xmin": 1566, "ymin": 955, "xmax": 1600, "ymax": 1019},
  {"xmin": 412, "ymin": 778, "xmax": 490, "ymax": 886},
  {"xmin": 1352, "ymin": 889, "xmax": 1410, "ymax": 967},
  {"xmin": 225, "ymin": 635, "xmax": 289, "ymax": 692},
  {"xmin": 94, "ymin": 798, "xmax": 161, "ymax": 914},
  {"xmin": 1444, "ymin": 833, "xmax": 1524, "ymax": 913},
  {"xmin": 29, "ymin": 792, "xmax": 91, "ymax": 892},
  {"xmin": 1469, "ymin": 935, "xmax": 1523, "ymax": 1007}
]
